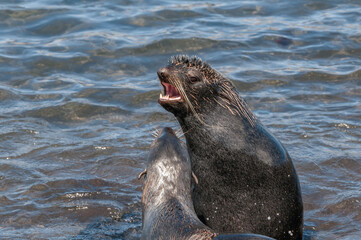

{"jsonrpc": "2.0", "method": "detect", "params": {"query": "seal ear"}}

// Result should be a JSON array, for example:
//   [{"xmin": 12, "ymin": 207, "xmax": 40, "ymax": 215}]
[{"xmin": 138, "ymin": 169, "xmax": 147, "ymax": 180}]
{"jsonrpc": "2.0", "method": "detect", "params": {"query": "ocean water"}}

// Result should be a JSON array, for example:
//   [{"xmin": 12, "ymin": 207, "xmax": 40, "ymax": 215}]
[{"xmin": 0, "ymin": 0, "xmax": 360, "ymax": 239}]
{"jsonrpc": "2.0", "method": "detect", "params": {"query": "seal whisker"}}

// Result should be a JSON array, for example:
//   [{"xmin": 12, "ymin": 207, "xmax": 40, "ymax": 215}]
[
  {"xmin": 169, "ymin": 77, "xmax": 207, "ymax": 125},
  {"xmin": 176, "ymin": 131, "xmax": 186, "ymax": 139},
  {"xmin": 175, "ymin": 128, "xmax": 184, "ymax": 139},
  {"xmin": 151, "ymin": 127, "xmax": 161, "ymax": 138},
  {"xmin": 192, "ymin": 171, "xmax": 199, "ymax": 184},
  {"xmin": 177, "ymin": 133, "xmax": 186, "ymax": 140},
  {"xmin": 138, "ymin": 169, "xmax": 147, "ymax": 180},
  {"xmin": 177, "ymin": 127, "xmax": 194, "ymax": 139}
]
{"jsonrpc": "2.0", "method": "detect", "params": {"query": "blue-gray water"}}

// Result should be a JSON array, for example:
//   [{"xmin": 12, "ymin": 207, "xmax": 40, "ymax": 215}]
[{"xmin": 0, "ymin": 1, "xmax": 360, "ymax": 239}]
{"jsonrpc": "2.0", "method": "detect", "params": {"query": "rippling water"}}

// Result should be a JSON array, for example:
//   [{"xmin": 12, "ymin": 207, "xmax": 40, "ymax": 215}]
[{"xmin": 0, "ymin": 0, "xmax": 360, "ymax": 239}]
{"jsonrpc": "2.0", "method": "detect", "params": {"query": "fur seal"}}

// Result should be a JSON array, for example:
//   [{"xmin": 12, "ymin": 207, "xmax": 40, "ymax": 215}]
[
  {"xmin": 139, "ymin": 127, "xmax": 275, "ymax": 240},
  {"xmin": 157, "ymin": 56, "xmax": 303, "ymax": 240}
]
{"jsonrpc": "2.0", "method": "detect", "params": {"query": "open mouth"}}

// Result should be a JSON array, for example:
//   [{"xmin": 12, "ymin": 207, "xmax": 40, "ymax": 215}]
[{"xmin": 159, "ymin": 82, "xmax": 183, "ymax": 102}]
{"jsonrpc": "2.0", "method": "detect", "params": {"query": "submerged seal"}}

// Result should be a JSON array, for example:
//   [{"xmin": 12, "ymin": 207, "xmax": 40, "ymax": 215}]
[
  {"xmin": 139, "ymin": 127, "xmax": 275, "ymax": 240},
  {"xmin": 157, "ymin": 56, "xmax": 303, "ymax": 240}
]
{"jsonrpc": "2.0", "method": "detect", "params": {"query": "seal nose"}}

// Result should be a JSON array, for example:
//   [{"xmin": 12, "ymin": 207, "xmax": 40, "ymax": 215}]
[
  {"xmin": 160, "ymin": 127, "xmax": 176, "ymax": 137},
  {"xmin": 157, "ymin": 67, "xmax": 170, "ymax": 81}
]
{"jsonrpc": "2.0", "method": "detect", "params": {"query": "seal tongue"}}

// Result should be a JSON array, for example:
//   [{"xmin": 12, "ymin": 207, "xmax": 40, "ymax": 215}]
[{"xmin": 161, "ymin": 82, "xmax": 182, "ymax": 100}]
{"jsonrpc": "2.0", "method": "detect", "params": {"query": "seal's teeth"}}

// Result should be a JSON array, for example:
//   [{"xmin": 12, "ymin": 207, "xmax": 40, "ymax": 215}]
[
  {"xmin": 159, "ymin": 92, "xmax": 183, "ymax": 102},
  {"xmin": 171, "ymin": 96, "xmax": 181, "ymax": 100}
]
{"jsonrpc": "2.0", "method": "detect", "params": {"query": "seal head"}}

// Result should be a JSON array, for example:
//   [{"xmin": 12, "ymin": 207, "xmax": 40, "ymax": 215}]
[
  {"xmin": 140, "ymin": 127, "xmax": 215, "ymax": 240},
  {"xmin": 158, "ymin": 55, "xmax": 256, "ymax": 126}
]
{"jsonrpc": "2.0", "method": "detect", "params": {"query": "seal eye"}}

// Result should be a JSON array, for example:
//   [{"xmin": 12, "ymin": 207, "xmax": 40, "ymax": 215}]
[{"xmin": 189, "ymin": 76, "xmax": 200, "ymax": 84}]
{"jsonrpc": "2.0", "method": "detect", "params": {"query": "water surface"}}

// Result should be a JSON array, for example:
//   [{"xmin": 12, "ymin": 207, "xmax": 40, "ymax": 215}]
[{"xmin": 0, "ymin": 1, "xmax": 360, "ymax": 239}]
